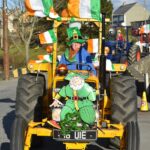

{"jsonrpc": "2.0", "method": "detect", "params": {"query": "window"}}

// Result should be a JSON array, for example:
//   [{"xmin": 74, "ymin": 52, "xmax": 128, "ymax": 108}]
[
  {"xmin": 118, "ymin": 15, "xmax": 124, "ymax": 22},
  {"xmin": 113, "ymin": 15, "xmax": 124, "ymax": 26},
  {"xmin": 113, "ymin": 16, "xmax": 118, "ymax": 22}
]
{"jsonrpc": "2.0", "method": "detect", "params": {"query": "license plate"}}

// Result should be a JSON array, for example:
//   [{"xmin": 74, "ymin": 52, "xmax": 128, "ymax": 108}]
[{"xmin": 53, "ymin": 130, "xmax": 97, "ymax": 141}]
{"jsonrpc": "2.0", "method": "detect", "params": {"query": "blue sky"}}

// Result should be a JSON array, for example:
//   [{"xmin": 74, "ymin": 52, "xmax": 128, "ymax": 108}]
[
  {"xmin": 112, "ymin": 0, "xmax": 150, "ymax": 11},
  {"xmin": 0, "ymin": 0, "xmax": 150, "ymax": 11},
  {"xmin": 0, "ymin": 0, "xmax": 15, "ymax": 9}
]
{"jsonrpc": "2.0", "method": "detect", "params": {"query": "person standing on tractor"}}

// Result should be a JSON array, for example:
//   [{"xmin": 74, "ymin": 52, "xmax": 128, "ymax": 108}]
[
  {"xmin": 59, "ymin": 27, "xmax": 96, "ymax": 75},
  {"xmin": 117, "ymin": 29, "xmax": 124, "ymax": 41}
]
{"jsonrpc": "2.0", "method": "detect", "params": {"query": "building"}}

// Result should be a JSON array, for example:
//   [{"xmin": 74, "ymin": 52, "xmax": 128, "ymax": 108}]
[
  {"xmin": 112, "ymin": 2, "xmax": 150, "ymax": 27},
  {"xmin": 131, "ymin": 19, "xmax": 150, "ymax": 28},
  {"xmin": 0, "ymin": 9, "xmax": 19, "ymax": 48}
]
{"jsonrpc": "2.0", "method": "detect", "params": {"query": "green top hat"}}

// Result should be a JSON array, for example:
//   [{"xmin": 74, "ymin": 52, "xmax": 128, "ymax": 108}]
[{"xmin": 67, "ymin": 27, "xmax": 85, "ymax": 46}]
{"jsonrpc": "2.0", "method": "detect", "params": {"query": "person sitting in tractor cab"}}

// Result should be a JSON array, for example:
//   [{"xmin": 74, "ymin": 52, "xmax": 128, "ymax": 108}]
[{"xmin": 59, "ymin": 27, "xmax": 96, "ymax": 75}]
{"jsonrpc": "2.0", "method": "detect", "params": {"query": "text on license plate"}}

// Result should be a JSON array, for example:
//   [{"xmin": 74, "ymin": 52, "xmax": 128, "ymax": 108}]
[{"xmin": 53, "ymin": 130, "xmax": 97, "ymax": 141}]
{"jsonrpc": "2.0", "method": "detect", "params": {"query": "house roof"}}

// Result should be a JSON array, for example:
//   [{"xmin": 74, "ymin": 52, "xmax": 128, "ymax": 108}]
[{"xmin": 113, "ymin": 3, "xmax": 137, "ymax": 15}]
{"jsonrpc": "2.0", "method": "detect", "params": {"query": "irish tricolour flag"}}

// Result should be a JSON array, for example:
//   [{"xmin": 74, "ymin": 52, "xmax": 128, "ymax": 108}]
[
  {"xmin": 25, "ymin": 0, "xmax": 59, "ymax": 19},
  {"xmin": 140, "ymin": 24, "xmax": 150, "ymax": 34},
  {"xmin": 38, "ymin": 54, "xmax": 52, "ymax": 63},
  {"xmin": 87, "ymin": 39, "xmax": 99, "ymax": 53},
  {"xmin": 39, "ymin": 30, "xmax": 57, "ymax": 44},
  {"xmin": 67, "ymin": 0, "xmax": 101, "ymax": 21}
]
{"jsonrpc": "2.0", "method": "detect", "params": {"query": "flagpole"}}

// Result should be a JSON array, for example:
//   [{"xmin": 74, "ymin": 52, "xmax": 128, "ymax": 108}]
[{"xmin": 144, "ymin": 0, "xmax": 147, "ymax": 24}]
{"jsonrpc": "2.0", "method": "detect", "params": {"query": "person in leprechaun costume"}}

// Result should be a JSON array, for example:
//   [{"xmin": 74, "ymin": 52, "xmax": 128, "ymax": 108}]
[
  {"xmin": 59, "ymin": 27, "xmax": 96, "ymax": 75},
  {"xmin": 50, "ymin": 72, "xmax": 96, "ymax": 125}
]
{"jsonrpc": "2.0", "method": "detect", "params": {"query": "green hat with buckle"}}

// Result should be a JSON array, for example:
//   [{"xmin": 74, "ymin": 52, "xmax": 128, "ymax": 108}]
[{"xmin": 67, "ymin": 27, "xmax": 85, "ymax": 46}]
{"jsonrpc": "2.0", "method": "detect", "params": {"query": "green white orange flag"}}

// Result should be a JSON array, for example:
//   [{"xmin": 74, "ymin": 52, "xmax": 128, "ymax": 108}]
[
  {"xmin": 25, "ymin": 0, "xmax": 59, "ymax": 19},
  {"xmin": 38, "ymin": 54, "xmax": 52, "ymax": 63},
  {"xmin": 106, "ymin": 59, "xmax": 115, "ymax": 71},
  {"xmin": 87, "ymin": 39, "xmax": 99, "ymax": 53},
  {"xmin": 140, "ymin": 24, "xmax": 150, "ymax": 34},
  {"xmin": 67, "ymin": 0, "xmax": 101, "ymax": 21},
  {"xmin": 39, "ymin": 30, "xmax": 57, "ymax": 44}
]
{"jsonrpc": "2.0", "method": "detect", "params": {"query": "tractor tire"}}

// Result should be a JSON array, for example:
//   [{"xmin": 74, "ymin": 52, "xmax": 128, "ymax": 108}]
[
  {"xmin": 10, "ymin": 74, "xmax": 45, "ymax": 150},
  {"xmin": 128, "ymin": 45, "xmax": 141, "ymax": 65},
  {"xmin": 126, "ymin": 122, "xmax": 140, "ymax": 150},
  {"xmin": 109, "ymin": 75, "xmax": 140, "ymax": 150},
  {"xmin": 10, "ymin": 117, "xmax": 28, "ymax": 150}
]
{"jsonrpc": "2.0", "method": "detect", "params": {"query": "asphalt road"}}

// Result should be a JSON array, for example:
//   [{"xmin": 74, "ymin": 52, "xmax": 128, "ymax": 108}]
[
  {"xmin": 0, "ymin": 79, "xmax": 17, "ymax": 150},
  {"xmin": 0, "ymin": 79, "xmax": 150, "ymax": 150}
]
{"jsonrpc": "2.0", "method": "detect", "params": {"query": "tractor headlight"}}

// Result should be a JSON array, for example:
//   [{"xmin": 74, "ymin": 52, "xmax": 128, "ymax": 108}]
[
  {"xmin": 69, "ymin": 76, "xmax": 84, "ymax": 90},
  {"xmin": 28, "ymin": 64, "xmax": 34, "ymax": 69},
  {"xmin": 120, "ymin": 65, "xmax": 125, "ymax": 71}
]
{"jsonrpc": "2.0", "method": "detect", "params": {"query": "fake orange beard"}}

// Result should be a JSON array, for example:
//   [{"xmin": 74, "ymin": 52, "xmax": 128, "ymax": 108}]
[{"xmin": 69, "ymin": 48, "xmax": 79, "ymax": 60}]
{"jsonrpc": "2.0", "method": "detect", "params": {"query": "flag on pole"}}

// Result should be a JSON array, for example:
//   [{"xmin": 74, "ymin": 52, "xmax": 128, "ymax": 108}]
[
  {"xmin": 91, "ymin": 53, "xmax": 99, "ymax": 67},
  {"xmin": 67, "ymin": 0, "xmax": 101, "ymax": 21},
  {"xmin": 25, "ymin": 0, "xmax": 59, "ymax": 19},
  {"xmin": 39, "ymin": 30, "xmax": 57, "ymax": 44},
  {"xmin": 38, "ymin": 54, "xmax": 52, "ymax": 63},
  {"xmin": 106, "ymin": 59, "xmax": 115, "ymax": 71},
  {"xmin": 87, "ymin": 39, "xmax": 99, "ymax": 53},
  {"xmin": 140, "ymin": 24, "xmax": 150, "ymax": 34}
]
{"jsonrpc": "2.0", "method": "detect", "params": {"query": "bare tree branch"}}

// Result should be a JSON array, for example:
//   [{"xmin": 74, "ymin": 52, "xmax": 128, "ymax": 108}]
[
  {"xmin": 9, "ymin": 0, "xmax": 37, "ymax": 64},
  {"xmin": 9, "ymin": 33, "xmax": 21, "ymax": 52}
]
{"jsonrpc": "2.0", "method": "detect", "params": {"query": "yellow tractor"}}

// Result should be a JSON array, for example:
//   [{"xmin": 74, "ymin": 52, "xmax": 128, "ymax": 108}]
[{"xmin": 10, "ymin": 8, "xmax": 139, "ymax": 150}]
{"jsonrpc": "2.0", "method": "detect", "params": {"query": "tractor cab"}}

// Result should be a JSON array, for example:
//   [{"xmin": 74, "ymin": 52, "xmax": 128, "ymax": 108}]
[{"xmin": 105, "ymin": 27, "xmax": 132, "ymax": 64}]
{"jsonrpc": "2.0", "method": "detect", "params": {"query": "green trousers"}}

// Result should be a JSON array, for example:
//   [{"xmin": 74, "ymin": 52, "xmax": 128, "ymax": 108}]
[{"xmin": 60, "ymin": 99, "xmax": 96, "ymax": 125}]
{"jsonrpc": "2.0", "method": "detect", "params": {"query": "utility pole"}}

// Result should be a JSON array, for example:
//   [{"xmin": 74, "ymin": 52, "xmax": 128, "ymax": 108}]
[
  {"xmin": 3, "ymin": 0, "xmax": 9, "ymax": 80},
  {"xmin": 144, "ymin": 0, "xmax": 147, "ymax": 24}
]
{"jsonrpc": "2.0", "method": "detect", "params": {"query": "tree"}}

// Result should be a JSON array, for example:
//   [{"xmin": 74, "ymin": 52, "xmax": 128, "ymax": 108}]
[
  {"xmin": 101, "ymin": 0, "xmax": 113, "ymax": 37},
  {"xmin": 9, "ymin": 0, "xmax": 67, "ymax": 64},
  {"xmin": 101, "ymin": 0, "xmax": 113, "ymax": 19},
  {"xmin": 9, "ymin": 0, "xmax": 37, "ymax": 64}
]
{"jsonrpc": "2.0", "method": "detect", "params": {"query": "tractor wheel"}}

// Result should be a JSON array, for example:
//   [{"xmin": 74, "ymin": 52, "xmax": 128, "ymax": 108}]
[
  {"xmin": 128, "ymin": 45, "xmax": 141, "ymax": 65},
  {"xmin": 10, "ymin": 74, "xmax": 45, "ymax": 150},
  {"xmin": 109, "ymin": 75, "xmax": 140, "ymax": 150}
]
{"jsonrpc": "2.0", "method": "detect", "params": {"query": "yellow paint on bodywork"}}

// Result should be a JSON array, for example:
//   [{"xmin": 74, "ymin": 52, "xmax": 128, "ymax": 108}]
[
  {"xmin": 64, "ymin": 143, "xmax": 88, "ymax": 150},
  {"xmin": 27, "ymin": 61, "xmax": 53, "ymax": 90},
  {"xmin": 24, "ymin": 119, "xmax": 124, "ymax": 150},
  {"xmin": 25, "ymin": 17, "xmax": 127, "ymax": 150},
  {"xmin": 113, "ymin": 64, "xmax": 127, "ymax": 72}
]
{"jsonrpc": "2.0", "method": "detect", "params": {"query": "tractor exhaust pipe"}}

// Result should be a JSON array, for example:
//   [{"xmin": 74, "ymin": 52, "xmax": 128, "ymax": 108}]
[{"xmin": 99, "ymin": 14, "xmax": 106, "ymax": 94}]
